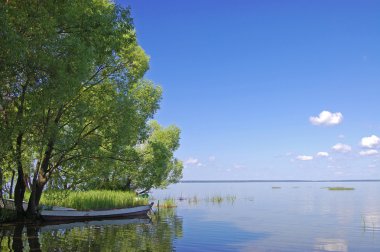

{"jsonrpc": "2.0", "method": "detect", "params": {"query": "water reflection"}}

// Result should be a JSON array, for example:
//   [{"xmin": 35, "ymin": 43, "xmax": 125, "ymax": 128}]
[
  {"xmin": 362, "ymin": 212, "xmax": 380, "ymax": 232},
  {"xmin": 2, "ymin": 183, "xmax": 380, "ymax": 251},
  {"xmin": 27, "ymin": 225, "xmax": 41, "ymax": 252},
  {"xmin": 315, "ymin": 238, "xmax": 348, "ymax": 252},
  {"xmin": 0, "ymin": 209, "xmax": 182, "ymax": 252},
  {"xmin": 154, "ymin": 182, "xmax": 380, "ymax": 251}
]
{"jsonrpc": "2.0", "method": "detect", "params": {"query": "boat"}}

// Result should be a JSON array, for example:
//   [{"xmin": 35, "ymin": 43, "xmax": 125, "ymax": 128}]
[
  {"xmin": 0, "ymin": 198, "xmax": 29, "ymax": 212},
  {"xmin": 1, "ymin": 199, "xmax": 154, "ymax": 222},
  {"xmin": 40, "ymin": 202, "xmax": 154, "ymax": 222}
]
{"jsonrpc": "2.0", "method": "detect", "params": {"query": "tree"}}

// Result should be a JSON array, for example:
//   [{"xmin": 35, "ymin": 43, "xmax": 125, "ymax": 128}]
[
  {"xmin": 132, "ymin": 121, "xmax": 183, "ymax": 193},
  {"xmin": 0, "ymin": 0, "xmax": 182, "ymax": 219},
  {"xmin": 76, "ymin": 120, "xmax": 183, "ymax": 193}
]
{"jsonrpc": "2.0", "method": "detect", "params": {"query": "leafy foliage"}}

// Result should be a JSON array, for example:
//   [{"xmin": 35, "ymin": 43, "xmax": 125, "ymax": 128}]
[{"xmin": 0, "ymin": 0, "xmax": 182, "ymax": 217}]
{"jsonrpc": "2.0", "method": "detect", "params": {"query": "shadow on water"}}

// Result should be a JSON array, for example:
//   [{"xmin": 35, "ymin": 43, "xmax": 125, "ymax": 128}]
[{"xmin": 0, "ymin": 210, "xmax": 182, "ymax": 251}]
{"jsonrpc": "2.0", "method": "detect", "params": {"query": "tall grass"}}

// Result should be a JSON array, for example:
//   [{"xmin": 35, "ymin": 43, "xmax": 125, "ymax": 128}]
[{"xmin": 39, "ymin": 190, "xmax": 148, "ymax": 211}]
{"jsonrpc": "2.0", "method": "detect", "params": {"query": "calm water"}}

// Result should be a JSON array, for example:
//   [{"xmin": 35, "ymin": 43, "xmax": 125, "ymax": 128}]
[{"xmin": 1, "ymin": 182, "xmax": 380, "ymax": 251}]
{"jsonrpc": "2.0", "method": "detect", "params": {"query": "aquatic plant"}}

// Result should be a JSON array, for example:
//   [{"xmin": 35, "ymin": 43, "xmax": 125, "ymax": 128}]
[
  {"xmin": 177, "ymin": 193, "xmax": 186, "ymax": 201},
  {"xmin": 327, "ymin": 187, "xmax": 354, "ymax": 191},
  {"xmin": 361, "ymin": 215, "xmax": 378, "ymax": 232},
  {"xmin": 38, "ymin": 190, "xmax": 148, "ymax": 210},
  {"xmin": 188, "ymin": 196, "xmax": 199, "ymax": 205},
  {"xmin": 205, "ymin": 195, "xmax": 223, "ymax": 204},
  {"xmin": 225, "ymin": 195, "xmax": 237, "ymax": 203},
  {"xmin": 157, "ymin": 198, "xmax": 177, "ymax": 208}
]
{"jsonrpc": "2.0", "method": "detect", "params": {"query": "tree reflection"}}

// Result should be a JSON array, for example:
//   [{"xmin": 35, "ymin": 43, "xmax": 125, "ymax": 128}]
[
  {"xmin": 26, "ymin": 225, "xmax": 41, "ymax": 252},
  {"xmin": 12, "ymin": 224, "xmax": 24, "ymax": 252},
  {"xmin": 1, "ymin": 210, "xmax": 182, "ymax": 252},
  {"xmin": 0, "ymin": 223, "xmax": 26, "ymax": 251}
]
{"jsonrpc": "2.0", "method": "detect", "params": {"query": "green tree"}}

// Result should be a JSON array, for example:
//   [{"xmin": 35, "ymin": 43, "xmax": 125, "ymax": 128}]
[
  {"xmin": 78, "ymin": 120, "xmax": 183, "ymax": 193},
  {"xmin": 0, "ymin": 0, "xmax": 182, "ymax": 219},
  {"xmin": 132, "ymin": 121, "xmax": 183, "ymax": 194}
]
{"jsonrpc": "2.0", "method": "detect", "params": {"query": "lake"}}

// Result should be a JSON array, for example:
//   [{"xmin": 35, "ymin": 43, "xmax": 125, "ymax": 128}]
[{"xmin": 1, "ymin": 181, "xmax": 379, "ymax": 251}]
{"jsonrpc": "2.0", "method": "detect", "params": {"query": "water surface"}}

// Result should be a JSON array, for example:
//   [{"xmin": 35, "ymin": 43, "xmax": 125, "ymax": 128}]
[
  {"xmin": 1, "ymin": 182, "xmax": 379, "ymax": 251},
  {"xmin": 154, "ymin": 182, "xmax": 380, "ymax": 251}
]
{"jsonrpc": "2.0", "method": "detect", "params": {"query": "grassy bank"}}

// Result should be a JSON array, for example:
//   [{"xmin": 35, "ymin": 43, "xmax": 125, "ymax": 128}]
[{"xmin": 38, "ymin": 190, "xmax": 149, "ymax": 211}]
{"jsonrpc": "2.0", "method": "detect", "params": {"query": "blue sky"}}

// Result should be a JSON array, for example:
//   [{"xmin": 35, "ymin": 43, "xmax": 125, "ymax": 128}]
[{"xmin": 120, "ymin": 0, "xmax": 380, "ymax": 180}]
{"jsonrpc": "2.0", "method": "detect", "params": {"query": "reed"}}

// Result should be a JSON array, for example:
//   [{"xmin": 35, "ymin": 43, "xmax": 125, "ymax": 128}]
[
  {"xmin": 39, "ymin": 190, "xmax": 148, "ymax": 210},
  {"xmin": 158, "ymin": 198, "xmax": 177, "ymax": 208},
  {"xmin": 225, "ymin": 195, "xmax": 236, "ymax": 203},
  {"xmin": 327, "ymin": 187, "xmax": 354, "ymax": 191},
  {"xmin": 362, "ymin": 216, "xmax": 366, "ymax": 230},
  {"xmin": 206, "ymin": 195, "xmax": 223, "ymax": 204},
  {"xmin": 188, "ymin": 195, "xmax": 199, "ymax": 205}
]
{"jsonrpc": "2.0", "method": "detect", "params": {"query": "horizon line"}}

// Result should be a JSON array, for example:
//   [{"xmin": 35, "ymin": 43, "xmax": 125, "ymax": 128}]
[{"xmin": 180, "ymin": 179, "xmax": 380, "ymax": 183}]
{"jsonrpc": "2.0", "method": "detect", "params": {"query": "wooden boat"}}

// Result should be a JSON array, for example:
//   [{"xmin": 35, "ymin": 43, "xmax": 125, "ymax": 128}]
[{"xmin": 40, "ymin": 202, "xmax": 154, "ymax": 222}]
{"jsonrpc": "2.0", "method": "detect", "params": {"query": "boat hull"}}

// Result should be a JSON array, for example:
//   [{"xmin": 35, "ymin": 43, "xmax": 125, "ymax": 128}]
[{"xmin": 40, "ymin": 203, "xmax": 153, "ymax": 222}]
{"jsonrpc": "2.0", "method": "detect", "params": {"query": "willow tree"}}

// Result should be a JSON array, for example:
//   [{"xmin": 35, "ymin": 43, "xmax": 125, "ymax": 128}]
[
  {"xmin": 64, "ymin": 120, "xmax": 183, "ymax": 193},
  {"xmin": 0, "ymin": 0, "xmax": 182, "ymax": 219}
]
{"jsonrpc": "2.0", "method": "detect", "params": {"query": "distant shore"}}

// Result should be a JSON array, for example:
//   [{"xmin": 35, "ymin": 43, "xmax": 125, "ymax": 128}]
[{"xmin": 180, "ymin": 179, "xmax": 380, "ymax": 183}]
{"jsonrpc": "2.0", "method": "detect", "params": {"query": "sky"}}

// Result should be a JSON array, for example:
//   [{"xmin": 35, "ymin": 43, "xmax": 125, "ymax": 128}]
[{"xmin": 119, "ymin": 0, "xmax": 380, "ymax": 180}]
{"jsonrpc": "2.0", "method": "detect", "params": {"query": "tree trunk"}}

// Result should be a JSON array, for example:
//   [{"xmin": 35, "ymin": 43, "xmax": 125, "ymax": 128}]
[
  {"xmin": 14, "ymin": 175, "xmax": 26, "ymax": 218},
  {"xmin": 25, "ymin": 136, "xmax": 54, "ymax": 218},
  {"xmin": 138, "ymin": 187, "xmax": 151, "ymax": 195},
  {"xmin": 9, "ymin": 170, "xmax": 15, "ymax": 199},
  {"xmin": 26, "ymin": 175, "xmax": 46, "ymax": 218},
  {"xmin": 34, "ymin": 180, "xmax": 45, "ymax": 207},
  {"xmin": 26, "ymin": 183, "xmax": 38, "ymax": 218},
  {"xmin": 123, "ymin": 177, "xmax": 132, "ymax": 191},
  {"xmin": 14, "ymin": 133, "xmax": 26, "ymax": 217},
  {"xmin": 0, "ymin": 167, "xmax": 3, "ymax": 200},
  {"xmin": 13, "ymin": 84, "xmax": 27, "ymax": 218}
]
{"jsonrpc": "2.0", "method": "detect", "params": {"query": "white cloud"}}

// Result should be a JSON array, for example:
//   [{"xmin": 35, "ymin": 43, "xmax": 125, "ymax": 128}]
[
  {"xmin": 360, "ymin": 135, "xmax": 380, "ymax": 148},
  {"xmin": 296, "ymin": 155, "xmax": 313, "ymax": 161},
  {"xmin": 359, "ymin": 149, "xmax": 378, "ymax": 156},
  {"xmin": 208, "ymin": 155, "xmax": 216, "ymax": 161},
  {"xmin": 184, "ymin": 157, "xmax": 204, "ymax": 168},
  {"xmin": 309, "ymin": 111, "xmax": 343, "ymax": 126},
  {"xmin": 332, "ymin": 143, "xmax": 352, "ymax": 153},
  {"xmin": 184, "ymin": 157, "xmax": 198, "ymax": 165},
  {"xmin": 317, "ymin": 152, "xmax": 329, "ymax": 157},
  {"xmin": 233, "ymin": 164, "xmax": 246, "ymax": 169}
]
